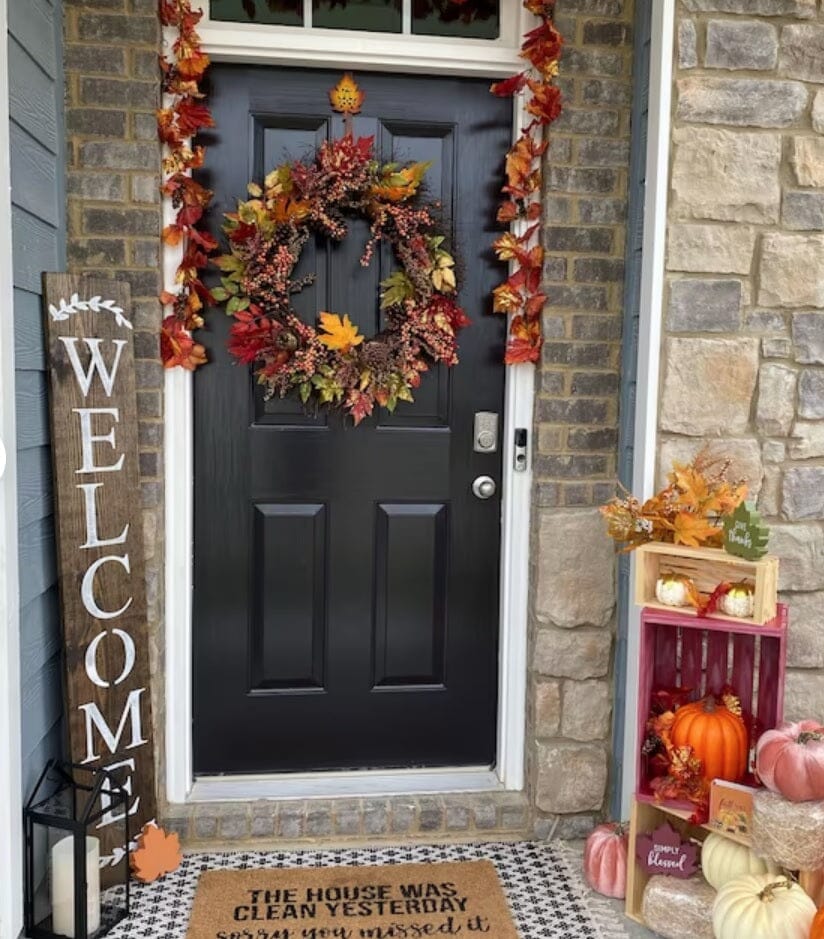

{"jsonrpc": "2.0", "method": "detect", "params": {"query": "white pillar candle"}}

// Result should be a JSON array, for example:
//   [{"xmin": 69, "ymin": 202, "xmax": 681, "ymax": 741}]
[{"xmin": 50, "ymin": 836, "xmax": 101, "ymax": 938}]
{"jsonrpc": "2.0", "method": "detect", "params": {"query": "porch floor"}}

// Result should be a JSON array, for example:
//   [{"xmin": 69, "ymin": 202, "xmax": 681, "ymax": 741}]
[{"xmin": 105, "ymin": 840, "xmax": 652, "ymax": 938}]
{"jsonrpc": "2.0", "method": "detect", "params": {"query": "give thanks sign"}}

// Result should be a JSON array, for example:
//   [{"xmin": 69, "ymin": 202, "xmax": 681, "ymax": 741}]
[{"xmin": 44, "ymin": 274, "xmax": 156, "ymax": 868}]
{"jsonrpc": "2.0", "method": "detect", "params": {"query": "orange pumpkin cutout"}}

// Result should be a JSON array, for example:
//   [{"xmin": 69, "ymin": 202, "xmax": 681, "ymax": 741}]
[
  {"xmin": 130, "ymin": 824, "xmax": 183, "ymax": 884},
  {"xmin": 671, "ymin": 697, "xmax": 748, "ymax": 783}
]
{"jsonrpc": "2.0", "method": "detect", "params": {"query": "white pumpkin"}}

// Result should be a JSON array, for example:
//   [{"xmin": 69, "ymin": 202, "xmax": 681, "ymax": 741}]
[
  {"xmin": 656, "ymin": 574, "xmax": 690, "ymax": 607},
  {"xmin": 713, "ymin": 874, "xmax": 816, "ymax": 939},
  {"xmin": 701, "ymin": 833, "xmax": 780, "ymax": 890}
]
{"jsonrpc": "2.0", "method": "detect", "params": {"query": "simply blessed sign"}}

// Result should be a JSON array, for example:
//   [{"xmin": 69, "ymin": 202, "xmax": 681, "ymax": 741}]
[
  {"xmin": 44, "ymin": 274, "xmax": 156, "ymax": 869},
  {"xmin": 635, "ymin": 823, "xmax": 698, "ymax": 879}
]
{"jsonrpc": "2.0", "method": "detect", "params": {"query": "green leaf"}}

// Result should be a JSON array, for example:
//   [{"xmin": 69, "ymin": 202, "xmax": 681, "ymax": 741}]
[
  {"xmin": 380, "ymin": 271, "xmax": 414, "ymax": 310},
  {"xmin": 220, "ymin": 276, "xmax": 239, "ymax": 292},
  {"xmin": 210, "ymin": 287, "xmax": 230, "ymax": 303},
  {"xmin": 214, "ymin": 254, "xmax": 243, "ymax": 273},
  {"xmin": 226, "ymin": 295, "xmax": 250, "ymax": 315},
  {"xmin": 299, "ymin": 382, "xmax": 311, "ymax": 404}
]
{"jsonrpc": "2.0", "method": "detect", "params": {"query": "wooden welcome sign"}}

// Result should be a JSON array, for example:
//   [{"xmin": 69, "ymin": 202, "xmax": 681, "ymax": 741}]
[{"xmin": 44, "ymin": 274, "xmax": 156, "ymax": 869}]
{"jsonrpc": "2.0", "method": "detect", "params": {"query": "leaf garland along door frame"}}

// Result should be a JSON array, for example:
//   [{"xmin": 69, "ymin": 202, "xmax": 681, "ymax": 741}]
[
  {"xmin": 211, "ymin": 75, "xmax": 469, "ymax": 426},
  {"xmin": 157, "ymin": 0, "xmax": 564, "ymax": 372}
]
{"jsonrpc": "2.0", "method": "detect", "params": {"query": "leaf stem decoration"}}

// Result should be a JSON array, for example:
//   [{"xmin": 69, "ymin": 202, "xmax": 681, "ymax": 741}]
[
  {"xmin": 49, "ymin": 294, "xmax": 132, "ymax": 330},
  {"xmin": 491, "ymin": 0, "xmax": 563, "ymax": 364},
  {"xmin": 158, "ymin": 0, "xmax": 216, "ymax": 370}
]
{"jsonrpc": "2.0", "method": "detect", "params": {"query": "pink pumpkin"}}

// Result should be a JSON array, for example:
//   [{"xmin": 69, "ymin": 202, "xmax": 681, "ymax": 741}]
[
  {"xmin": 583, "ymin": 822, "xmax": 628, "ymax": 899},
  {"xmin": 756, "ymin": 720, "xmax": 824, "ymax": 802}
]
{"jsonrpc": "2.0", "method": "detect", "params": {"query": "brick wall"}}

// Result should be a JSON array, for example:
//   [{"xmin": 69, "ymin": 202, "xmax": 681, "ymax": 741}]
[
  {"xmin": 528, "ymin": 0, "xmax": 635, "ymax": 837},
  {"xmin": 662, "ymin": 0, "xmax": 824, "ymax": 720},
  {"xmin": 62, "ymin": 0, "xmax": 637, "ymax": 840},
  {"xmin": 64, "ymin": 0, "xmax": 167, "ymax": 795}
]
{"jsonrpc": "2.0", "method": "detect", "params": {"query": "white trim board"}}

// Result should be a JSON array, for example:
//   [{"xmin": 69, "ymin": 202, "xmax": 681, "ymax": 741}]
[
  {"xmin": 164, "ymin": 20, "xmax": 537, "ymax": 805},
  {"xmin": 192, "ymin": 1, "xmax": 526, "ymax": 76},
  {"xmin": 191, "ymin": 768, "xmax": 501, "ymax": 803},
  {"xmin": 0, "ymin": 0, "xmax": 25, "ymax": 933},
  {"xmin": 619, "ymin": 0, "xmax": 675, "ymax": 819}
]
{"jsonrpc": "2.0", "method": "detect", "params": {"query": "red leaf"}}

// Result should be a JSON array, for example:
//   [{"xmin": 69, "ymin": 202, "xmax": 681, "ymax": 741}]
[
  {"xmin": 698, "ymin": 581, "xmax": 732, "ymax": 617},
  {"xmin": 525, "ymin": 80, "xmax": 563, "ymax": 125},
  {"xmin": 174, "ymin": 98, "xmax": 214, "ymax": 136},
  {"xmin": 490, "ymin": 72, "xmax": 528, "ymax": 97},
  {"xmin": 524, "ymin": 292, "xmax": 547, "ymax": 318},
  {"xmin": 504, "ymin": 338, "xmax": 541, "ymax": 364}
]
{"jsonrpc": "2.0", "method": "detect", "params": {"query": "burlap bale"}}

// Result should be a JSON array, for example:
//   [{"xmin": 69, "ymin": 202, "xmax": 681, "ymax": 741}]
[
  {"xmin": 641, "ymin": 874, "xmax": 715, "ymax": 939},
  {"xmin": 752, "ymin": 790, "xmax": 824, "ymax": 870}
]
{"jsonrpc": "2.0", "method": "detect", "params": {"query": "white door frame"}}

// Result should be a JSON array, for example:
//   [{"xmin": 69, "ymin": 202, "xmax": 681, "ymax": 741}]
[
  {"xmin": 164, "ymin": 6, "xmax": 538, "ymax": 804},
  {"xmin": 0, "ymin": 0, "xmax": 25, "ymax": 933},
  {"xmin": 618, "ymin": 0, "xmax": 675, "ymax": 817}
]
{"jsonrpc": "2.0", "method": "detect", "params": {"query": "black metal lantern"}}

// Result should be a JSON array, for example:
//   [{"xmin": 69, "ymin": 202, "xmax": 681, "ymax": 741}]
[{"xmin": 24, "ymin": 760, "xmax": 131, "ymax": 939}]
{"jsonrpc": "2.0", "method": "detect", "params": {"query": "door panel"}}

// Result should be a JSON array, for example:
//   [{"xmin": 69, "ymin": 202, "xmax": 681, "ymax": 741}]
[
  {"xmin": 373, "ymin": 503, "xmax": 448, "ymax": 688},
  {"xmin": 193, "ymin": 67, "xmax": 510, "ymax": 774}
]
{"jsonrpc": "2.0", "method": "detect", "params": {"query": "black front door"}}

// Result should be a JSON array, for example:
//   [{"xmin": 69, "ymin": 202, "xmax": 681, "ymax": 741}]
[{"xmin": 193, "ymin": 66, "xmax": 510, "ymax": 775}]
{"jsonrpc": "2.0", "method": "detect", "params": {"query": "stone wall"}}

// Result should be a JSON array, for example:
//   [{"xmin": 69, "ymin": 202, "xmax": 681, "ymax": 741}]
[
  {"xmin": 528, "ymin": 0, "xmax": 635, "ymax": 837},
  {"xmin": 63, "ymin": 0, "xmax": 167, "ymax": 794},
  {"xmin": 664, "ymin": 0, "xmax": 824, "ymax": 717}
]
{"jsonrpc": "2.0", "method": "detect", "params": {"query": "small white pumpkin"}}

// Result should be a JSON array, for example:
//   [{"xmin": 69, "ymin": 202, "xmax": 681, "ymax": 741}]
[
  {"xmin": 720, "ymin": 581, "xmax": 755, "ymax": 619},
  {"xmin": 701, "ymin": 832, "xmax": 780, "ymax": 890},
  {"xmin": 713, "ymin": 874, "xmax": 816, "ymax": 939},
  {"xmin": 656, "ymin": 573, "xmax": 691, "ymax": 607}
]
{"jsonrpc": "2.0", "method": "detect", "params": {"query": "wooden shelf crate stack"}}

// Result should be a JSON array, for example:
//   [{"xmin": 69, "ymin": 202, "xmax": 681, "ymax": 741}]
[{"xmin": 625, "ymin": 594, "xmax": 790, "ymax": 927}]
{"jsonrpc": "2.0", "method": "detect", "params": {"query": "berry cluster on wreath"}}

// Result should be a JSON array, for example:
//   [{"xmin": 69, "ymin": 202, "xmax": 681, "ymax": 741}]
[{"xmin": 211, "ymin": 130, "xmax": 468, "ymax": 426}]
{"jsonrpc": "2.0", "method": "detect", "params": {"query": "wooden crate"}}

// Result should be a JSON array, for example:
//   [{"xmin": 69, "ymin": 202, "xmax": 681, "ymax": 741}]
[
  {"xmin": 626, "ymin": 798, "xmax": 824, "ymax": 925},
  {"xmin": 625, "ymin": 798, "xmax": 710, "ymax": 926},
  {"xmin": 635, "ymin": 605, "xmax": 787, "ymax": 807},
  {"xmin": 635, "ymin": 543, "xmax": 779, "ymax": 625}
]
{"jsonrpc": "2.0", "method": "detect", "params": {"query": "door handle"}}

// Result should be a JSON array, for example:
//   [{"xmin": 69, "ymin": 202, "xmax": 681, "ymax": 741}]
[{"xmin": 472, "ymin": 475, "xmax": 497, "ymax": 500}]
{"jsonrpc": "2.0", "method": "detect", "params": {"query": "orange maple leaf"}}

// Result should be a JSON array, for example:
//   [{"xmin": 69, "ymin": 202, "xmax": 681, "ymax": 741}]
[
  {"xmin": 130, "ymin": 824, "xmax": 183, "ymax": 884},
  {"xmin": 270, "ymin": 195, "xmax": 311, "ymax": 224},
  {"xmin": 329, "ymin": 73, "xmax": 365, "ymax": 115},
  {"xmin": 318, "ymin": 313, "xmax": 364, "ymax": 353},
  {"xmin": 670, "ymin": 511, "xmax": 722, "ymax": 548}
]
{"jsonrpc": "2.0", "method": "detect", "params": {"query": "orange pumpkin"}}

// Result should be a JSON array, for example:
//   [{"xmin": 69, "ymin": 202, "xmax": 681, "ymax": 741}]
[
  {"xmin": 671, "ymin": 697, "xmax": 748, "ymax": 783},
  {"xmin": 811, "ymin": 905, "xmax": 824, "ymax": 939}
]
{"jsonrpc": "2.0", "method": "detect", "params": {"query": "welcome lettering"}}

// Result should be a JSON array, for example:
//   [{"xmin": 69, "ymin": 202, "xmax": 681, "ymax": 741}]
[{"xmin": 45, "ymin": 275, "xmax": 157, "ymax": 876}]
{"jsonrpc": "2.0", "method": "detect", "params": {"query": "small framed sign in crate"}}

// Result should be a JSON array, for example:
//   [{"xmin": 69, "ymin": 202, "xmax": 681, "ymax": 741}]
[
  {"xmin": 635, "ymin": 543, "xmax": 779, "ymax": 625},
  {"xmin": 635, "ymin": 604, "xmax": 787, "ymax": 808}
]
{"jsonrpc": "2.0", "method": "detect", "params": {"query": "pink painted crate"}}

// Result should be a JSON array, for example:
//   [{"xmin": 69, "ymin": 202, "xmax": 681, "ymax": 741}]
[{"xmin": 635, "ymin": 604, "xmax": 788, "ymax": 807}]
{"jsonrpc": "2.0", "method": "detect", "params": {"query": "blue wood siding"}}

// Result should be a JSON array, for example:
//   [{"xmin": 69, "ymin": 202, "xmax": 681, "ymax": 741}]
[{"xmin": 9, "ymin": 0, "xmax": 66, "ymax": 802}]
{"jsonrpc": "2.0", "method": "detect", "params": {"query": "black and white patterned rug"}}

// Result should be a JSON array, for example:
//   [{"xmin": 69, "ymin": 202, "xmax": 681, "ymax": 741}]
[{"xmin": 105, "ymin": 841, "xmax": 628, "ymax": 939}]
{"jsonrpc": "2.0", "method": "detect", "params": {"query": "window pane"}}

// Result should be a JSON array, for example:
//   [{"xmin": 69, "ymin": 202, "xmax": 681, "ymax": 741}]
[
  {"xmin": 413, "ymin": 0, "xmax": 499, "ymax": 39},
  {"xmin": 313, "ymin": 0, "xmax": 402, "ymax": 33},
  {"xmin": 210, "ymin": 0, "xmax": 303, "ymax": 26}
]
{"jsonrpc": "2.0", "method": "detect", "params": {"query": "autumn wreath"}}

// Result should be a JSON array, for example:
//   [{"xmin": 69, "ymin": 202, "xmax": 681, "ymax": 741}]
[{"xmin": 211, "ymin": 124, "xmax": 468, "ymax": 424}]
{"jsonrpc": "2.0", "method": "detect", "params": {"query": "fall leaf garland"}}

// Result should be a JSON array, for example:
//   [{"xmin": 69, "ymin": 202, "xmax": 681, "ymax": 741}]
[
  {"xmin": 491, "ymin": 0, "xmax": 564, "ymax": 364},
  {"xmin": 158, "ymin": 0, "xmax": 215, "ymax": 370}
]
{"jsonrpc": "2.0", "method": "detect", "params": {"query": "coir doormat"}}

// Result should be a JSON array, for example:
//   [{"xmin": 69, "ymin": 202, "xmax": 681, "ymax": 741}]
[{"xmin": 186, "ymin": 859, "xmax": 520, "ymax": 939}]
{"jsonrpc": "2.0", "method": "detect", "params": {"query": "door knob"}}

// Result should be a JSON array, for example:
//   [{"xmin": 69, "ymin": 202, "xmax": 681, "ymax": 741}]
[{"xmin": 472, "ymin": 475, "xmax": 497, "ymax": 500}]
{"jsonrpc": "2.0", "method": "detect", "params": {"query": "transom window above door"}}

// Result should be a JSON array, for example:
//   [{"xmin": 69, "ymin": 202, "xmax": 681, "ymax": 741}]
[{"xmin": 209, "ymin": 0, "xmax": 501, "ymax": 39}]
